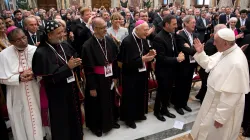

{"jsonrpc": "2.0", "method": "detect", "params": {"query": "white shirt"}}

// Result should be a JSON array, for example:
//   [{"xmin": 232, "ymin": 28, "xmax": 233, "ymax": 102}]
[
  {"xmin": 28, "ymin": 31, "xmax": 37, "ymax": 44},
  {"xmin": 240, "ymin": 18, "xmax": 246, "ymax": 26},
  {"xmin": 184, "ymin": 28, "xmax": 193, "ymax": 46}
]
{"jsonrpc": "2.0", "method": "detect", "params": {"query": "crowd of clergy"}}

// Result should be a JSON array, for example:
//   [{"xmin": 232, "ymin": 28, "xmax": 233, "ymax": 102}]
[{"xmin": 0, "ymin": 3, "xmax": 250, "ymax": 140}]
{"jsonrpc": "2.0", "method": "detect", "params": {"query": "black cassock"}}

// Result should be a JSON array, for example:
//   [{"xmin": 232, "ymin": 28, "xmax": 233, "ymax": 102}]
[
  {"xmin": 32, "ymin": 41, "xmax": 83, "ymax": 140},
  {"xmin": 81, "ymin": 36, "xmax": 118, "ymax": 133},
  {"xmin": 118, "ymin": 34, "xmax": 149, "ymax": 122}
]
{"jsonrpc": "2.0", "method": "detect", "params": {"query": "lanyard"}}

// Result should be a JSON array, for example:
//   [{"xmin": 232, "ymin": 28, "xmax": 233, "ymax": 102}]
[
  {"xmin": 94, "ymin": 35, "xmax": 108, "ymax": 62},
  {"xmin": 132, "ymin": 32, "xmax": 143, "ymax": 56},
  {"xmin": 46, "ymin": 42, "xmax": 67, "ymax": 64},
  {"xmin": 183, "ymin": 29, "xmax": 193, "ymax": 46}
]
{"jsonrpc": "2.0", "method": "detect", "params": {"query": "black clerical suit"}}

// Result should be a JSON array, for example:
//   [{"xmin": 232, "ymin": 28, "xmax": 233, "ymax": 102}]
[
  {"xmin": 118, "ymin": 34, "xmax": 150, "ymax": 124},
  {"xmin": 241, "ymin": 34, "xmax": 250, "ymax": 137},
  {"xmin": 172, "ymin": 30, "xmax": 198, "ymax": 112},
  {"xmin": 153, "ymin": 29, "xmax": 179, "ymax": 119},
  {"xmin": 195, "ymin": 37, "xmax": 217, "ymax": 103},
  {"xmin": 32, "ymin": 41, "xmax": 83, "ymax": 140},
  {"xmin": 81, "ymin": 36, "xmax": 118, "ymax": 134}
]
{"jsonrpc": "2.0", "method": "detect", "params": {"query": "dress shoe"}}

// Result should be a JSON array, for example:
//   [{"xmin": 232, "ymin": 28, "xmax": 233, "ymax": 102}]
[
  {"xmin": 141, "ymin": 115, "xmax": 147, "ymax": 120},
  {"xmin": 154, "ymin": 113, "xmax": 166, "ymax": 122},
  {"xmin": 113, "ymin": 122, "xmax": 120, "ymax": 129},
  {"xmin": 183, "ymin": 106, "xmax": 192, "ymax": 112},
  {"xmin": 243, "ymin": 127, "xmax": 250, "ymax": 137},
  {"xmin": 125, "ymin": 121, "xmax": 136, "ymax": 129},
  {"xmin": 175, "ymin": 107, "xmax": 184, "ymax": 115},
  {"xmin": 162, "ymin": 111, "xmax": 176, "ymax": 118},
  {"xmin": 94, "ymin": 130, "xmax": 102, "ymax": 137}
]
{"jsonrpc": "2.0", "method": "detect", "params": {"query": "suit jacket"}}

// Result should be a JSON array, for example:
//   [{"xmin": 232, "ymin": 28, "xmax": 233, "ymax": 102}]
[
  {"xmin": 236, "ymin": 18, "xmax": 248, "ymax": 29},
  {"xmin": 14, "ymin": 19, "xmax": 24, "ymax": 29},
  {"xmin": 219, "ymin": 14, "xmax": 236, "ymax": 25},
  {"xmin": 153, "ymin": 16, "xmax": 163, "ymax": 34},
  {"xmin": 176, "ymin": 30, "xmax": 198, "ymax": 64},
  {"xmin": 196, "ymin": 18, "xmax": 211, "ymax": 42},
  {"xmin": 71, "ymin": 18, "xmax": 81, "ymax": 33},
  {"xmin": 204, "ymin": 37, "xmax": 217, "ymax": 56},
  {"xmin": 25, "ymin": 30, "xmax": 43, "ymax": 46},
  {"xmin": 74, "ymin": 22, "xmax": 92, "ymax": 55},
  {"xmin": 153, "ymin": 29, "xmax": 179, "ymax": 81},
  {"xmin": 177, "ymin": 17, "xmax": 183, "ymax": 30}
]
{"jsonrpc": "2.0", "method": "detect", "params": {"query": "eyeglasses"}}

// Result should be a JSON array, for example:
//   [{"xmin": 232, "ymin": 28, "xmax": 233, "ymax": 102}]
[
  {"xmin": 95, "ymin": 26, "xmax": 107, "ymax": 30},
  {"xmin": 14, "ymin": 36, "xmax": 27, "ymax": 43}
]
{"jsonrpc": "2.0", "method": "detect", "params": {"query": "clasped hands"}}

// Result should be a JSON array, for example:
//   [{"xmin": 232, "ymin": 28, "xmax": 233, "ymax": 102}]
[
  {"xmin": 67, "ymin": 56, "xmax": 82, "ymax": 69},
  {"xmin": 142, "ymin": 49, "xmax": 157, "ymax": 62},
  {"xmin": 20, "ymin": 68, "xmax": 34, "ymax": 82}
]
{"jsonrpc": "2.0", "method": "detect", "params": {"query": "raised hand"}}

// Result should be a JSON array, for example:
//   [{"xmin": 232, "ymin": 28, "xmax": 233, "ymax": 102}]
[
  {"xmin": 67, "ymin": 56, "xmax": 82, "ymax": 69},
  {"xmin": 193, "ymin": 38, "xmax": 204, "ymax": 53}
]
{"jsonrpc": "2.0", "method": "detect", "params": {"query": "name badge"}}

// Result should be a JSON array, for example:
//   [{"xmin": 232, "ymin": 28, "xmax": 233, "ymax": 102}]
[
  {"xmin": 105, "ymin": 64, "xmax": 113, "ymax": 77},
  {"xmin": 138, "ymin": 62, "xmax": 147, "ymax": 72},
  {"xmin": 189, "ymin": 55, "xmax": 196, "ymax": 63},
  {"xmin": 67, "ymin": 75, "xmax": 75, "ymax": 83}
]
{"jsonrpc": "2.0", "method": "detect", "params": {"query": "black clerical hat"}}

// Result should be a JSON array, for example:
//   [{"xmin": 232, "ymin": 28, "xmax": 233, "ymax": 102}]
[{"xmin": 45, "ymin": 20, "xmax": 61, "ymax": 34}]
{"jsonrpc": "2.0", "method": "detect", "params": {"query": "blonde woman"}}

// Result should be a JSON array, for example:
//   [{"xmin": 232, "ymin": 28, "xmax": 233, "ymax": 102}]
[
  {"xmin": 0, "ymin": 18, "xmax": 10, "ymax": 52},
  {"xmin": 107, "ymin": 12, "xmax": 128, "ymax": 44}
]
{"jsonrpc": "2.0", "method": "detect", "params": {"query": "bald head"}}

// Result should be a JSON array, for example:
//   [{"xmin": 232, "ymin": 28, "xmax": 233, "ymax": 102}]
[
  {"xmin": 92, "ymin": 17, "xmax": 107, "ymax": 39},
  {"xmin": 135, "ymin": 22, "xmax": 149, "ymax": 39},
  {"xmin": 214, "ymin": 24, "xmax": 227, "ymax": 34}
]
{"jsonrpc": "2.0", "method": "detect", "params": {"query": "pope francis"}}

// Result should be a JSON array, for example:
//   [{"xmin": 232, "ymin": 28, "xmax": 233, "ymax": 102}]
[{"xmin": 191, "ymin": 28, "xmax": 250, "ymax": 140}]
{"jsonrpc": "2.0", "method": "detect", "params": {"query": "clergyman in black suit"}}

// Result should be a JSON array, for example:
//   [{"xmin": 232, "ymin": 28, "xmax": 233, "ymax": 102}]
[
  {"xmin": 153, "ymin": 15, "xmax": 185, "ymax": 122},
  {"xmin": 196, "ymin": 11, "xmax": 211, "ymax": 43},
  {"xmin": 195, "ymin": 24, "xmax": 227, "ymax": 103},
  {"xmin": 172, "ymin": 15, "xmax": 197, "ymax": 115}
]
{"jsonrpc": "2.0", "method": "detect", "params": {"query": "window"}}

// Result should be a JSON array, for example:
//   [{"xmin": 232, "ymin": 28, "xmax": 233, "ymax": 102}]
[{"xmin": 197, "ymin": 0, "xmax": 209, "ymax": 5}]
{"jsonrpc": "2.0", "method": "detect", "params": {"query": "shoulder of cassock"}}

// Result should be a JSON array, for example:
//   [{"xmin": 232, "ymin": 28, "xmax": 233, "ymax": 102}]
[
  {"xmin": 214, "ymin": 47, "xmax": 250, "ymax": 94},
  {"xmin": 0, "ymin": 45, "xmax": 37, "ymax": 79}
]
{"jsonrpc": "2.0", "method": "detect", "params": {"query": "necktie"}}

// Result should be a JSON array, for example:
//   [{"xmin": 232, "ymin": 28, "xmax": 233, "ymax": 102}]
[
  {"xmin": 169, "ymin": 33, "xmax": 175, "ymax": 54},
  {"xmin": 18, "ymin": 22, "xmax": 22, "ymax": 27},
  {"xmin": 226, "ymin": 15, "xmax": 229, "ymax": 22},
  {"xmin": 32, "ymin": 35, "xmax": 36, "ymax": 43}
]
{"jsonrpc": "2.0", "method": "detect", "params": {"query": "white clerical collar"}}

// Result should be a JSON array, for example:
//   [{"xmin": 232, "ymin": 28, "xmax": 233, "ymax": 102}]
[
  {"xmin": 14, "ymin": 45, "xmax": 26, "ymax": 51},
  {"xmin": 28, "ymin": 31, "xmax": 36, "ymax": 36},
  {"xmin": 132, "ymin": 29, "xmax": 141, "ymax": 39},
  {"xmin": 222, "ymin": 44, "xmax": 237, "ymax": 55}
]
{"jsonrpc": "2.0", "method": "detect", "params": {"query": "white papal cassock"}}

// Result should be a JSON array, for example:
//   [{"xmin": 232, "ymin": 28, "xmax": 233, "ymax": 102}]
[
  {"xmin": 0, "ymin": 45, "xmax": 43, "ymax": 140},
  {"xmin": 191, "ymin": 44, "xmax": 249, "ymax": 140}
]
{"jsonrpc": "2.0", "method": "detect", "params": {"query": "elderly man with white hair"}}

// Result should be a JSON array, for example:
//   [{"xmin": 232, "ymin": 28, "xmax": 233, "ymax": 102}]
[
  {"xmin": 118, "ymin": 20, "xmax": 156, "ymax": 129},
  {"xmin": 191, "ymin": 28, "xmax": 249, "ymax": 140}
]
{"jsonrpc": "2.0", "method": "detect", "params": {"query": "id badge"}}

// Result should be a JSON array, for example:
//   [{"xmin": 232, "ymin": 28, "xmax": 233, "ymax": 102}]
[
  {"xmin": 138, "ymin": 62, "xmax": 147, "ymax": 72},
  {"xmin": 67, "ymin": 75, "xmax": 75, "ymax": 83},
  {"xmin": 189, "ymin": 55, "xmax": 196, "ymax": 63},
  {"xmin": 105, "ymin": 64, "xmax": 113, "ymax": 77}
]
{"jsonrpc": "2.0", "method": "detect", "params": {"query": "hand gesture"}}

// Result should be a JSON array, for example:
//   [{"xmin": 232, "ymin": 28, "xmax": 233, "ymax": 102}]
[
  {"xmin": 148, "ymin": 49, "xmax": 157, "ymax": 56},
  {"xmin": 177, "ymin": 51, "xmax": 185, "ymax": 62},
  {"xmin": 69, "ymin": 32, "xmax": 74, "ymax": 41},
  {"xmin": 67, "ymin": 56, "xmax": 82, "ymax": 69},
  {"xmin": 20, "ymin": 69, "xmax": 34, "ymax": 82},
  {"xmin": 35, "ymin": 42, "xmax": 40, "ymax": 46},
  {"xmin": 184, "ymin": 43, "xmax": 190, "ymax": 48},
  {"xmin": 193, "ymin": 38, "xmax": 204, "ymax": 53},
  {"xmin": 87, "ymin": 16, "xmax": 94, "ymax": 26},
  {"xmin": 240, "ymin": 26, "xmax": 246, "ymax": 30},
  {"xmin": 142, "ymin": 53, "xmax": 155, "ymax": 62},
  {"xmin": 90, "ymin": 90, "xmax": 97, "ymax": 97},
  {"xmin": 214, "ymin": 120, "xmax": 223, "ymax": 128}
]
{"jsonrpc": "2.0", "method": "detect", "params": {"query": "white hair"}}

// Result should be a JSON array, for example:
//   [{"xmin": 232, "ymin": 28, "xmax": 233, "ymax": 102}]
[{"xmin": 229, "ymin": 17, "xmax": 238, "ymax": 22}]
